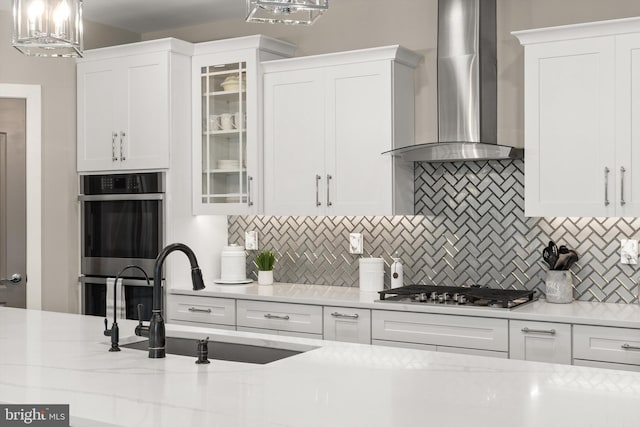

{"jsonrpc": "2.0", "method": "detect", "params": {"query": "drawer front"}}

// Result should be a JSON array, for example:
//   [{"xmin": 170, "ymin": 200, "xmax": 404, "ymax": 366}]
[
  {"xmin": 573, "ymin": 358, "xmax": 640, "ymax": 372},
  {"xmin": 237, "ymin": 326, "xmax": 322, "ymax": 340},
  {"xmin": 372, "ymin": 310, "xmax": 508, "ymax": 352},
  {"xmin": 170, "ymin": 320, "xmax": 236, "ymax": 331},
  {"xmin": 237, "ymin": 300, "xmax": 322, "ymax": 334},
  {"xmin": 167, "ymin": 295, "xmax": 235, "ymax": 326},
  {"xmin": 510, "ymin": 320, "xmax": 572, "ymax": 364},
  {"xmin": 573, "ymin": 325, "xmax": 640, "ymax": 365},
  {"xmin": 323, "ymin": 306, "xmax": 371, "ymax": 344}
]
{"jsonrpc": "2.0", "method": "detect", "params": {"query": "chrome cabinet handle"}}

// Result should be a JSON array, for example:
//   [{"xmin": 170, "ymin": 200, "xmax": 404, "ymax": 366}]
[
  {"xmin": 264, "ymin": 313, "xmax": 290, "ymax": 320},
  {"xmin": 111, "ymin": 132, "xmax": 118, "ymax": 162},
  {"xmin": 120, "ymin": 131, "xmax": 126, "ymax": 161},
  {"xmin": 620, "ymin": 166, "xmax": 626, "ymax": 206},
  {"xmin": 247, "ymin": 176, "xmax": 254, "ymax": 207},
  {"xmin": 331, "ymin": 312, "xmax": 358, "ymax": 319},
  {"xmin": 0, "ymin": 273, "xmax": 22, "ymax": 285},
  {"xmin": 621, "ymin": 343, "xmax": 640, "ymax": 351},
  {"xmin": 188, "ymin": 307, "xmax": 212, "ymax": 313},
  {"xmin": 521, "ymin": 327, "xmax": 556, "ymax": 335},
  {"xmin": 604, "ymin": 167, "xmax": 610, "ymax": 206},
  {"xmin": 326, "ymin": 174, "xmax": 333, "ymax": 207},
  {"xmin": 315, "ymin": 175, "xmax": 322, "ymax": 207}
]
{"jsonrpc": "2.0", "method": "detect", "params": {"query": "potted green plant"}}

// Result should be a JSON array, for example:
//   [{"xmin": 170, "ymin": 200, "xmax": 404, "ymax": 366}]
[{"xmin": 255, "ymin": 250, "xmax": 275, "ymax": 285}]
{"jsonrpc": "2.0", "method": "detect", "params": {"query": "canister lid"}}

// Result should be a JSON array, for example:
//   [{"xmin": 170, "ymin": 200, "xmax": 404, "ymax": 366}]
[{"xmin": 359, "ymin": 257, "xmax": 383, "ymax": 264}]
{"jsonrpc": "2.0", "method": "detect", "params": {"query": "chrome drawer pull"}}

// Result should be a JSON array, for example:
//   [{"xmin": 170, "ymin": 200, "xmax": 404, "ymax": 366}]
[
  {"xmin": 247, "ymin": 176, "xmax": 254, "ymax": 207},
  {"xmin": 331, "ymin": 312, "xmax": 359, "ymax": 319},
  {"xmin": 604, "ymin": 167, "xmax": 610, "ymax": 206},
  {"xmin": 521, "ymin": 327, "xmax": 556, "ymax": 335},
  {"xmin": 111, "ymin": 132, "xmax": 118, "ymax": 162},
  {"xmin": 264, "ymin": 313, "xmax": 290, "ymax": 320},
  {"xmin": 188, "ymin": 307, "xmax": 212, "ymax": 313},
  {"xmin": 326, "ymin": 174, "xmax": 333, "ymax": 207},
  {"xmin": 120, "ymin": 131, "xmax": 126, "ymax": 161},
  {"xmin": 621, "ymin": 343, "xmax": 640, "ymax": 351}
]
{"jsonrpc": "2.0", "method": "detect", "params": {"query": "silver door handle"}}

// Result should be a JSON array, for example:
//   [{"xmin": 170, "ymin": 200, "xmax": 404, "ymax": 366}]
[
  {"xmin": 264, "ymin": 313, "xmax": 290, "ymax": 320},
  {"xmin": 326, "ymin": 174, "xmax": 333, "ymax": 207},
  {"xmin": 188, "ymin": 307, "xmax": 212, "ymax": 313},
  {"xmin": 247, "ymin": 176, "xmax": 254, "ymax": 207},
  {"xmin": 620, "ymin": 166, "xmax": 626, "ymax": 206},
  {"xmin": 331, "ymin": 312, "xmax": 358, "ymax": 319},
  {"xmin": 120, "ymin": 132, "xmax": 126, "ymax": 161},
  {"xmin": 621, "ymin": 343, "xmax": 640, "ymax": 351},
  {"xmin": 315, "ymin": 175, "xmax": 321, "ymax": 207},
  {"xmin": 0, "ymin": 273, "xmax": 22, "ymax": 284},
  {"xmin": 521, "ymin": 327, "xmax": 556, "ymax": 335},
  {"xmin": 604, "ymin": 167, "xmax": 610, "ymax": 206},
  {"xmin": 112, "ymin": 132, "xmax": 118, "ymax": 162}
]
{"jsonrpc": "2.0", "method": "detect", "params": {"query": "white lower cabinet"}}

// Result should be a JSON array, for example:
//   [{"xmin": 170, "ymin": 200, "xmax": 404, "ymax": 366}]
[
  {"xmin": 573, "ymin": 359, "xmax": 640, "ymax": 372},
  {"xmin": 323, "ymin": 306, "xmax": 371, "ymax": 344},
  {"xmin": 236, "ymin": 300, "xmax": 323, "ymax": 336},
  {"xmin": 509, "ymin": 320, "xmax": 572, "ymax": 364},
  {"xmin": 167, "ymin": 294, "xmax": 236, "ymax": 329},
  {"xmin": 573, "ymin": 324, "xmax": 640, "ymax": 369},
  {"xmin": 236, "ymin": 326, "xmax": 322, "ymax": 340},
  {"xmin": 371, "ymin": 310, "xmax": 509, "ymax": 353},
  {"xmin": 372, "ymin": 339, "xmax": 436, "ymax": 351}
]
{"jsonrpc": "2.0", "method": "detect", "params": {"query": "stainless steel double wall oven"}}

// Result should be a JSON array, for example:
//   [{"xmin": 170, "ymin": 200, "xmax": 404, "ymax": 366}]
[{"xmin": 79, "ymin": 172, "xmax": 164, "ymax": 321}]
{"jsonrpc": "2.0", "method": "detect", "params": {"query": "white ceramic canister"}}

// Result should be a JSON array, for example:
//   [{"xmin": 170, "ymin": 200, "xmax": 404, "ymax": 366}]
[
  {"xmin": 390, "ymin": 256, "xmax": 403, "ymax": 288},
  {"xmin": 220, "ymin": 244, "xmax": 246, "ymax": 281},
  {"xmin": 359, "ymin": 257, "xmax": 384, "ymax": 292}
]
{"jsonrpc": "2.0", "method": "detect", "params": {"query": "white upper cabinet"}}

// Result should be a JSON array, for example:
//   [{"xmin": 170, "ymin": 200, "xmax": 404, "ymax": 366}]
[
  {"xmin": 263, "ymin": 46, "xmax": 419, "ymax": 216},
  {"xmin": 514, "ymin": 17, "xmax": 640, "ymax": 217},
  {"xmin": 77, "ymin": 39, "xmax": 192, "ymax": 172},
  {"xmin": 192, "ymin": 36, "xmax": 295, "ymax": 215}
]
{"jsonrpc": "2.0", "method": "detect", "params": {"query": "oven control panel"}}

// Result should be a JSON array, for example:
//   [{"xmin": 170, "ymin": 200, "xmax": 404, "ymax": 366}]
[{"xmin": 81, "ymin": 172, "xmax": 164, "ymax": 195}]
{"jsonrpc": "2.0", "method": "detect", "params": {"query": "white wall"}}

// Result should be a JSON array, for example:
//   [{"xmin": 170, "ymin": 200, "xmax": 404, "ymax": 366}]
[
  {"xmin": 142, "ymin": 0, "xmax": 640, "ymax": 149},
  {"xmin": 0, "ymin": 11, "xmax": 140, "ymax": 313}
]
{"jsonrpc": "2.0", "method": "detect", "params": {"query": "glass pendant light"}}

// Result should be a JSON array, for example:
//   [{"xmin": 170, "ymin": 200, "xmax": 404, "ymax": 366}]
[
  {"xmin": 246, "ymin": 0, "xmax": 328, "ymax": 25},
  {"xmin": 12, "ymin": 0, "xmax": 83, "ymax": 57}
]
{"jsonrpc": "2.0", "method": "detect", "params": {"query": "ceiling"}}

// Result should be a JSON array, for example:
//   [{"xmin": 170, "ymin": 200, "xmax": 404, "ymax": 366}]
[{"xmin": 0, "ymin": 0, "xmax": 246, "ymax": 33}]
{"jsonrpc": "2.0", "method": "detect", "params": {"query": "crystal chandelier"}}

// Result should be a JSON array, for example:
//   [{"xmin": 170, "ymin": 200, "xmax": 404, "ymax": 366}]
[
  {"xmin": 12, "ymin": 0, "xmax": 84, "ymax": 57},
  {"xmin": 246, "ymin": 0, "xmax": 328, "ymax": 25}
]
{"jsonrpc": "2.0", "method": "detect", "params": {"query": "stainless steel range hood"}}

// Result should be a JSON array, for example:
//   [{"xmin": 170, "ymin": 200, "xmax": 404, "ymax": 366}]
[{"xmin": 385, "ymin": 0, "xmax": 522, "ymax": 162}]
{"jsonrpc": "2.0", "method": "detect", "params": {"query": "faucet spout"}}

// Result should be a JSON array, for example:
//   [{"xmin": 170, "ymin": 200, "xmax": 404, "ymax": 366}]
[{"xmin": 149, "ymin": 243, "xmax": 205, "ymax": 358}]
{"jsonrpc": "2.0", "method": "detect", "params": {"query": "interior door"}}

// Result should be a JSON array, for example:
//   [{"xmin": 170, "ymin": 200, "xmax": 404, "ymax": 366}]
[{"xmin": 0, "ymin": 98, "xmax": 26, "ymax": 307}]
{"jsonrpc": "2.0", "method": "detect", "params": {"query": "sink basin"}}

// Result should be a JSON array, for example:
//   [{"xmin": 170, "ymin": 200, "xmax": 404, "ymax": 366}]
[{"xmin": 121, "ymin": 336, "xmax": 305, "ymax": 364}]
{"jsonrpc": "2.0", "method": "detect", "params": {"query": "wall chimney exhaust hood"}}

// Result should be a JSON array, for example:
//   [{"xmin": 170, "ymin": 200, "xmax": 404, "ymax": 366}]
[{"xmin": 385, "ymin": 0, "xmax": 522, "ymax": 162}]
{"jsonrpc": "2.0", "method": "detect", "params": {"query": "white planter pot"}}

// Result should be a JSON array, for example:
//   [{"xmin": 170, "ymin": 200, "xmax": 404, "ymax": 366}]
[{"xmin": 258, "ymin": 270, "xmax": 273, "ymax": 285}]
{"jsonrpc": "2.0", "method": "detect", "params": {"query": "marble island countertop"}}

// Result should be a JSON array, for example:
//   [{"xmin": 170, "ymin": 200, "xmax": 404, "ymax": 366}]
[
  {"xmin": 171, "ymin": 282, "xmax": 640, "ymax": 328},
  {"xmin": 2, "ymin": 307, "xmax": 640, "ymax": 426}
]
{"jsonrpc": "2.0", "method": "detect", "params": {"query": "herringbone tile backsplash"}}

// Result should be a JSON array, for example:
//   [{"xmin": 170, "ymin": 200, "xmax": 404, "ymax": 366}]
[{"xmin": 229, "ymin": 160, "xmax": 639, "ymax": 303}]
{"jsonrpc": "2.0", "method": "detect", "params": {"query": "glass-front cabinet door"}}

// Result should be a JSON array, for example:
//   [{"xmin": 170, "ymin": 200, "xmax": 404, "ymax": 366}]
[{"xmin": 193, "ymin": 51, "xmax": 258, "ymax": 214}]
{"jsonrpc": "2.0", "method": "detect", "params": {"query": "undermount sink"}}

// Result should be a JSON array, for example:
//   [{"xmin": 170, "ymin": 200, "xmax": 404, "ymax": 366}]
[{"xmin": 121, "ymin": 336, "xmax": 308, "ymax": 364}]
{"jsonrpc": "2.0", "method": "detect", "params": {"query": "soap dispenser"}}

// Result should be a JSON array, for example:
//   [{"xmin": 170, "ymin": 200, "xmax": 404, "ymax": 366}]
[{"xmin": 390, "ymin": 253, "xmax": 403, "ymax": 288}]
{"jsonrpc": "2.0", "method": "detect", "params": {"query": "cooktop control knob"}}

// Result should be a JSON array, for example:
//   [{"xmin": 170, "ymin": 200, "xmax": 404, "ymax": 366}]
[
  {"xmin": 430, "ymin": 291, "xmax": 438, "ymax": 301},
  {"xmin": 457, "ymin": 295, "xmax": 467, "ymax": 304},
  {"xmin": 419, "ymin": 292, "xmax": 428, "ymax": 302}
]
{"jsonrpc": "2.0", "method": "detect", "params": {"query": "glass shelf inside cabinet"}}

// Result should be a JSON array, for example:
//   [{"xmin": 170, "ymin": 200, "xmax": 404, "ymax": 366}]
[{"xmin": 200, "ymin": 61, "xmax": 248, "ymax": 205}]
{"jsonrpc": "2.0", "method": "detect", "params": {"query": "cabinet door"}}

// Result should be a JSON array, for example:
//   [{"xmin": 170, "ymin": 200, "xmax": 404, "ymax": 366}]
[
  {"xmin": 324, "ymin": 61, "xmax": 394, "ymax": 215},
  {"xmin": 193, "ymin": 51, "xmax": 259, "ymax": 215},
  {"xmin": 524, "ymin": 37, "xmax": 615, "ymax": 216},
  {"xmin": 616, "ymin": 34, "xmax": 640, "ymax": 216},
  {"xmin": 120, "ymin": 52, "xmax": 170, "ymax": 170},
  {"xmin": 77, "ymin": 59, "xmax": 119, "ymax": 171},
  {"xmin": 264, "ymin": 69, "xmax": 325, "ymax": 215},
  {"xmin": 323, "ymin": 306, "xmax": 371, "ymax": 344},
  {"xmin": 509, "ymin": 320, "xmax": 571, "ymax": 364}
]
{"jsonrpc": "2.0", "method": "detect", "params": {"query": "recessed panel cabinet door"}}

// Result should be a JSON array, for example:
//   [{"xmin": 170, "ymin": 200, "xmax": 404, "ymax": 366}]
[
  {"xmin": 524, "ymin": 37, "xmax": 615, "ymax": 216},
  {"xmin": 121, "ymin": 52, "xmax": 170, "ymax": 170},
  {"xmin": 77, "ymin": 60, "xmax": 119, "ymax": 171},
  {"xmin": 616, "ymin": 33, "xmax": 640, "ymax": 216},
  {"xmin": 509, "ymin": 320, "xmax": 571, "ymax": 364},
  {"xmin": 324, "ymin": 61, "xmax": 394, "ymax": 215},
  {"xmin": 264, "ymin": 69, "xmax": 325, "ymax": 215}
]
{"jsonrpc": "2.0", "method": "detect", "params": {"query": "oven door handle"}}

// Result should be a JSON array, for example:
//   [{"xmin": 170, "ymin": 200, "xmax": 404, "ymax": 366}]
[
  {"xmin": 78, "ymin": 194, "xmax": 165, "ymax": 202},
  {"xmin": 79, "ymin": 276, "xmax": 156, "ymax": 287}
]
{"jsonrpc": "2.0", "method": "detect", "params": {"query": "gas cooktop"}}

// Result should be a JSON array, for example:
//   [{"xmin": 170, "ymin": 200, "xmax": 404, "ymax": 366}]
[{"xmin": 377, "ymin": 285, "xmax": 537, "ymax": 309}]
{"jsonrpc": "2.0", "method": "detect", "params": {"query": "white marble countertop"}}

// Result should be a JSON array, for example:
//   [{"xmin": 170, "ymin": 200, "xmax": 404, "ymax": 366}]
[
  {"xmin": 170, "ymin": 282, "xmax": 640, "ymax": 328},
  {"xmin": 1, "ymin": 307, "xmax": 639, "ymax": 427}
]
